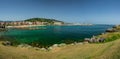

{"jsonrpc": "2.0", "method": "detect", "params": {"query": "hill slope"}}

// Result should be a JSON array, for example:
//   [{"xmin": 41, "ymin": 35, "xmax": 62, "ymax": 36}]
[
  {"xmin": 25, "ymin": 18, "xmax": 63, "ymax": 23},
  {"xmin": 0, "ymin": 38, "xmax": 120, "ymax": 59}
]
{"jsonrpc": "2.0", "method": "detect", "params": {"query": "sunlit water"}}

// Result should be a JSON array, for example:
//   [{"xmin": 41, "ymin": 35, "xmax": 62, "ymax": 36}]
[{"xmin": 0, "ymin": 25, "xmax": 113, "ymax": 47}]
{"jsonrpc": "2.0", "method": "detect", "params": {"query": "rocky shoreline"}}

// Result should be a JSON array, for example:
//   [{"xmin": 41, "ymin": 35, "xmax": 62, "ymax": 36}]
[
  {"xmin": 0, "ymin": 25, "xmax": 117, "ymax": 51},
  {"xmin": 1, "ymin": 40, "xmax": 85, "ymax": 51},
  {"xmin": 0, "ymin": 34, "xmax": 107, "ymax": 51},
  {"xmin": 106, "ymin": 25, "xmax": 120, "ymax": 32}
]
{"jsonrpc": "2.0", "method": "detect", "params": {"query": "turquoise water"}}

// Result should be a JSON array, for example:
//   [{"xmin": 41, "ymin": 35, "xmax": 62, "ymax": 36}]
[{"xmin": 0, "ymin": 25, "xmax": 113, "ymax": 47}]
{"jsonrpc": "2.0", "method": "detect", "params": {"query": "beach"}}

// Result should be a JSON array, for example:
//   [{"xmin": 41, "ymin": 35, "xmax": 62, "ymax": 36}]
[{"xmin": 6, "ymin": 25, "xmax": 46, "ymax": 28}]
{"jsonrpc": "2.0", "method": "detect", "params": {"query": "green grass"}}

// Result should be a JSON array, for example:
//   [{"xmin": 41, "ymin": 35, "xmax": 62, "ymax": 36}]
[
  {"xmin": 1, "ymin": 32, "xmax": 120, "ymax": 59},
  {"xmin": 95, "ymin": 32, "xmax": 120, "ymax": 43},
  {"xmin": 1, "ymin": 38, "xmax": 120, "ymax": 59},
  {"xmin": 104, "ymin": 33, "xmax": 120, "ymax": 42}
]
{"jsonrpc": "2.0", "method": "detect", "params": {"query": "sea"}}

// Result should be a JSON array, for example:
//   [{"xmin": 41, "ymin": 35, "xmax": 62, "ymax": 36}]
[{"xmin": 0, "ymin": 25, "xmax": 114, "ymax": 47}]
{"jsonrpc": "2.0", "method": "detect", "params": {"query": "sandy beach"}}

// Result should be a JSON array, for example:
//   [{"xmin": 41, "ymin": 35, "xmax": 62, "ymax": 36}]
[{"xmin": 7, "ymin": 25, "xmax": 46, "ymax": 28}]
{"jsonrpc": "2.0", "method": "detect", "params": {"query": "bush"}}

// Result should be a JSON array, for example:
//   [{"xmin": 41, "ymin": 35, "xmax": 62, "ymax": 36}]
[{"xmin": 105, "ymin": 33, "xmax": 120, "ymax": 42}]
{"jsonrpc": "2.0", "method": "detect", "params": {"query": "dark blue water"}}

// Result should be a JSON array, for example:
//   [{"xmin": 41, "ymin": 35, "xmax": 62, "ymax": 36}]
[{"xmin": 0, "ymin": 25, "xmax": 113, "ymax": 47}]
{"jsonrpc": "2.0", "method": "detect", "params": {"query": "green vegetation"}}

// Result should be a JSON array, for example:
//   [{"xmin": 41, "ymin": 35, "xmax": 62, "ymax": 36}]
[
  {"xmin": 25, "ymin": 18, "xmax": 63, "ymax": 23},
  {"xmin": 1, "ymin": 30, "xmax": 120, "ymax": 59},
  {"xmin": 96, "ymin": 25, "xmax": 120, "ymax": 43},
  {"xmin": 24, "ymin": 18, "xmax": 64, "ymax": 25},
  {"xmin": 1, "ymin": 38, "xmax": 120, "ymax": 59},
  {"xmin": 105, "ymin": 33, "xmax": 120, "ymax": 42},
  {"xmin": 0, "ymin": 25, "xmax": 120, "ymax": 59},
  {"xmin": 96, "ymin": 32, "xmax": 120, "ymax": 43}
]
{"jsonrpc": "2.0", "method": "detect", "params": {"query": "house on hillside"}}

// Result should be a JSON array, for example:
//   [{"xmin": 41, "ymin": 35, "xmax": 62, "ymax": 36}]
[
  {"xmin": 53, "ymin": 21, "xmax": 63, "ymax": 25},
  {"xmin": 0, "ymin": 22, "xmax": 5, "ymax": 25}
]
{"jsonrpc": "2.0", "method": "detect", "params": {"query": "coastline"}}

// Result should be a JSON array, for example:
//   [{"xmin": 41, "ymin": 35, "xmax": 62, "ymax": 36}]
[
  {"xmin": 0, "ymin": 33, "xmax": 120, "ymax": 59},
  {"xmin": 1, "ymin": 25, "xmax": 114, "ymax": 48},
  {"xmin": 0, "ymin": 25, "xmax": 120, "ymax": 59},
  {"xmin": 6, "ymin": 25, "xmax": 46, "ymax": 28}
]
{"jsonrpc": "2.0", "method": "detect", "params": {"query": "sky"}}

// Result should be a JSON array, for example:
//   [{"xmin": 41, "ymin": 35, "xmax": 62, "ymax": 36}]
[{"xmin": 0, "ymin": 0, "xmax": 120, "ymax": 24}]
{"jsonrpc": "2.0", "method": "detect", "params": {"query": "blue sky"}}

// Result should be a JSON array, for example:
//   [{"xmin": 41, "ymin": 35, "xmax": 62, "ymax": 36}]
[{"xmin": 0, "ymin": 0, "xmax": 120, "ymax": 24}]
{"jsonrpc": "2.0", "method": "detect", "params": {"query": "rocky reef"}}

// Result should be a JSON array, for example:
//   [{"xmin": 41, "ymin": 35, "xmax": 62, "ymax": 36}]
[{"xmin": 106, "ymin": 25, "xmax": 120, "ymax": 32}]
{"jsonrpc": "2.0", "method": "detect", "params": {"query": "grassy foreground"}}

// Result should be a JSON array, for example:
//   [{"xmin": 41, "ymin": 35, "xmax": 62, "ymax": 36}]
[{"xmin": 0, "ymin": 38, "xmax": 120, "ymax": 59}]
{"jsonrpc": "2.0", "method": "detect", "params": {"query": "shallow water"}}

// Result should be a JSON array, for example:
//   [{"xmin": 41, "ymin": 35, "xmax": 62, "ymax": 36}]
[{"xmin": 0, "ymin": 25, "xmax": 113, "ymax": 47}]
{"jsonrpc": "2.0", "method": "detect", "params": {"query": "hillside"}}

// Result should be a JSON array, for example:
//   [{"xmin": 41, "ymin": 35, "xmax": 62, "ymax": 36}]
[
  {"xmin": 25, "ymin": 18, "xmax": 63, "ymax": 23},
  {"xmin": 0, "ymin": 37, "xmax": 120, "ymax": 59}
]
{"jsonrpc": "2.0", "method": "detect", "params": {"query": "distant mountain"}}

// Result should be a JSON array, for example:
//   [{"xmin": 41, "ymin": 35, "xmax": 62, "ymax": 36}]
[
  {"xmin": 0, "ymin": 18, "xmax": 64, "ymax": 26},
  {"xmin": 24, "ymin": 18, "xmax": 63, "ymax": 23}
]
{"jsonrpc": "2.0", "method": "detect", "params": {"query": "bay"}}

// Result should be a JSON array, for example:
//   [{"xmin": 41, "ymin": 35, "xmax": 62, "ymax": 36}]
[{"xmin": 0, "ymin": 25, "xmax": 113, "ymax": 47}]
